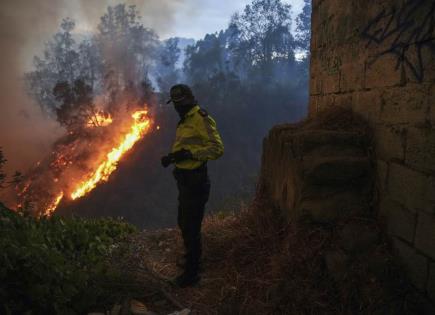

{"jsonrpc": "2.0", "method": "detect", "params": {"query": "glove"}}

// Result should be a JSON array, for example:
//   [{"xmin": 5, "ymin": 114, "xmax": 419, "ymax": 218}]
[
  {"xmin": 171, "ymin": 149, "xmax": 193, "ymax": 162},
  {"xmin": 160, "ymin": 149, "xmax": 193, "ymax": 168},
  {"xmin": 161, "ymin": 155, "xmax": 174, "ymax": 168}
]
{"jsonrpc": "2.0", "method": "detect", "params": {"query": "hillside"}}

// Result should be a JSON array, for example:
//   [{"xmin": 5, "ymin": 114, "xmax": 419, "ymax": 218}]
[{"xmin": 2, "ymin": 108, "xmax": 434, "ymax": 315}]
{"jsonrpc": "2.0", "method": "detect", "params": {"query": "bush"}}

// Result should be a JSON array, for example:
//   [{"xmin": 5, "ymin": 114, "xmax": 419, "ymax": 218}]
[{"xmin": 0, "ymin": 204, "xmax": 137, "ymax": 314}]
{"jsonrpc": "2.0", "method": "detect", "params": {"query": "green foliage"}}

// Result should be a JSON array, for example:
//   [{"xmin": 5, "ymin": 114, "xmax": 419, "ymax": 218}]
[
  {"xmin": 0, "ymin": 205, "xmax": 137, "ymax": 314},
  {"xmin": 25, "ymin": 4, "xmax": 159, "ymax": 120}
]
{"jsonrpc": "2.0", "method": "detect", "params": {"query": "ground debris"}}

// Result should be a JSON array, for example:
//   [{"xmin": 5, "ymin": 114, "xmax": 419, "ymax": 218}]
[{"xmin": 107, "ymin": 198, "xmax": 433, "ymax": 315}]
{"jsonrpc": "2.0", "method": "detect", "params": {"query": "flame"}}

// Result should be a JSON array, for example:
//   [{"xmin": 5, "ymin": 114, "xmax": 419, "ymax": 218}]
[
  {"xmin": 87, "ymin": 111, "xmax": 113, "ymax": 127},
  {"xmin": 44, "ymin": 192, "xmax": 64, "ymax": 216},
  {"xmin": 70, "ymin": 110, "xmax": 151, "ymax": 200}
]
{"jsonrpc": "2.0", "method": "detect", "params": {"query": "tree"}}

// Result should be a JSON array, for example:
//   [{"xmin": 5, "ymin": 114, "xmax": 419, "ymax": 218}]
[
  {"xmin": 156, "ymin": 38, "xmax": 181, "ymax": 94},
  {"xmin": 0, "ymin": 149, "xmax": 22, "ymax": 190},
  {"xmin": 25, "ymin": 5, "xmax": 159, "ymax": 118},
  {"xmin": 25, "ymin": 18, "xmax": 81, "ymax": 115},
  {"xmin": 53, "ymin": 79, "xmax": 97, "ymax": 132},
  {"xmin": 183, "ymin": 31, "xmax": 230, "ymax": 84},
  {"xmin": 96, "ymin": 5, "xmax": 158, "ymax": 93},
  {"xmin": 295, "ymin": 0, "xmax": 312, "ymax": 52},
  {"xmin": 229, "ymin": 0, "xmax": 295, "ymax": 72}
]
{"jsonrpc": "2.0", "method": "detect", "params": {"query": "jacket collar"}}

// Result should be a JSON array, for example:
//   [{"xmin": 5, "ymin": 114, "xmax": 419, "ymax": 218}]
[
  {"xmin": 185, "ymin": 105, "xmax": 200, "ymax": 117},
  {"xmin": 178, "ymin": 105, "xmax": 200, "ymax": 125}
]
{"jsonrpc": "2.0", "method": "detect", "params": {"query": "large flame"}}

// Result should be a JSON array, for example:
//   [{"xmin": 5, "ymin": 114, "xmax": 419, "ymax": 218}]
[
  {"xmin": 87, "ymin": 111, "xmax": 113, "ymax": 127},
  {"xmin": 39, "ymin": 109, "xmax": 151, "ymax": 215},
  {"xmin": 44, "ymin": 192, "xmax": 64, "ymax": 216},
  {"xmin": 71, "ymin": 110, "xmax": 150, "ymax": 200}
]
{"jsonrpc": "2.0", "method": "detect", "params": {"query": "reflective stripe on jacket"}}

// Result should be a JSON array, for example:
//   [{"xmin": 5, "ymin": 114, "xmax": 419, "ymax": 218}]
[{"xmin": 171, "ymin": 105, "xmax": 224, "ymax": 170}]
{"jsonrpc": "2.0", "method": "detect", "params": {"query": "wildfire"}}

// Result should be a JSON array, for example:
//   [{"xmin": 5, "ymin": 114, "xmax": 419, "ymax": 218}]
[
  {"xmin": 70, "ymin": 110, "xmax": 151, "ymax": 200},
  {"xmin": 87, "ymin": 111, "xmax": 113, "ymax": 127},
  {"xmin": 16, "ymin": 108, "xmax": 152, "ymax": 216},
  {"xmin": 44, "ymin": 192, "xmax": 64, "ymax": 216}
]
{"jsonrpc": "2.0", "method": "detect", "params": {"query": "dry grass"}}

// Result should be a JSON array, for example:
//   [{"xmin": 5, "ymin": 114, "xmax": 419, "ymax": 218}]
[{"xmin": 114, "ymin": 196, "xmax": 430, "ymax": 315}]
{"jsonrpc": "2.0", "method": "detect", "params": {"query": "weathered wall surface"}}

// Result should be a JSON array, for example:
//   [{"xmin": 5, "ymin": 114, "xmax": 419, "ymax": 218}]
[{"xmin": 309, "ymin": 0, "xmax": 435, "ymax": 299}]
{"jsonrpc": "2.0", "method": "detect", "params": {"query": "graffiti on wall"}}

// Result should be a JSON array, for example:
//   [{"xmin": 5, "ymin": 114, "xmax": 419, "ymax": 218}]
[{"xmin": 362, "ymin": 0, "xmax": 435, "ymax": 82}]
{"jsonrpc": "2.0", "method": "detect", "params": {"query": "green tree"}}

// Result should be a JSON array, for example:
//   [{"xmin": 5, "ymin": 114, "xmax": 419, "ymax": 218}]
[
  {"xmin": 229, "ymin": 0, "xmax": 295, "ymax": 71},
  {"xmin": 184, "ymin": 31, "xmax": 230, "ymax": 83},
  {"xmin": 25, "ymin": 18, "xmax": 81, "ymax": 115},
  {"xmin": 53, "ymin": 79, "xmax": 97, "ymax": 132},
  {"xmin": 156, "ymin": 37, "xmax": 181, "ymax": 94},
  {"xmin": 0, "ymin": 149, "xmax": 22, "ymax": 190},
  {"xmin": 295, "ymin": 0, "xmax": 312, "ymax": 52}
]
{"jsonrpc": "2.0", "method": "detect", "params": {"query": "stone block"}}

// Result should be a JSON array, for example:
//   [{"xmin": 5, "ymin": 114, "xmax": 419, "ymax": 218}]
[
  {"xmin": 374, "ymin": 125, "xmax": 406, "ymax": 161},
  {"xmin": 364, "ymin": 54, "xmax": 403, "ymax": 89},
  {"xmin": 393, "ymin": 237, "xmax": 428, "ymax": 290},
  {"xmin": 308, "ymin": 95, "xmax": 319, "ymax": 115},
  {"xmin": 322, "ymin": 72, "xmax": 341, "ymax": 94},
  {"xmin": 292, "ymin": 130, "xmax": 368, "ymax": 157},
  {"xmin": 303, "ymin": 156, "xmax": 370, "ymax": 185},
  {"xmin": 406, "ymin": 127, "xmax": 435, "ymax": 173},
  {"xmin": 310, "ymin": 70, "xmax": 323, "ymax": 96},
  {"xmin": 428, "ymin": 263, "xmax": 435, "ymax": 302},
  {"xmin": 405, "ymin": 42, "xmax": 435, "ymax": 84},
  {"xmin": 353, "ymin": 89, "xmax": 382, "ymax": 123},
  {"xmin": 388, "ymin": 163, "xmax": 429, "ymax": 212},
  {"xmin": 340, "ymin": 61, "xmax": 365, "ymax": 92},
  {"xmin": 333, "ymin": 93, "xmax": 353, "ymax": 109},
  {"xmin": 376, "ymin": 160, "xmax": 388, "ymax": 193},
  {"xmin": 430, "ymin": 83, "xmax": 435, "ymax": 126},
  {"xmin": 379, "ymin": 196, "xmax": 416, "ymax": 243},
  {"xmin": 380, "ymin": 84, "xmax": 430, "ymax": 125},
  {"xmin": 415, "ymin": 212, "xmax": 435, "ymax": 260},
  {"xmin": 426, "ymin": 177, "xmax": 435, "ymax": 214}
]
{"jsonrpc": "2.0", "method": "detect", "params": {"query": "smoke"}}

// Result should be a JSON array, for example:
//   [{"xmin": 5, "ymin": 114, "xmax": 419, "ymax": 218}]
[{"xmin": 0, "ymin": 0, "xmax": 187, "ymax": 177}]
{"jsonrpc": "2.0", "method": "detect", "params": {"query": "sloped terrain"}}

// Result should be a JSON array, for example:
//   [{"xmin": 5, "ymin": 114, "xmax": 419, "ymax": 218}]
[
  {"xmin": 106, "ymin": 108, "xmax": 434, "ymax": 314},
  {"xmin": 112, "ymin": 200, "xmax": 431, "ymax": 315}
]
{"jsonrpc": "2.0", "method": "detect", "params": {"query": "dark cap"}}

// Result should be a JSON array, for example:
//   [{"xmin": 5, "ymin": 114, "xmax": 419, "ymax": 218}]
[{"xmin": 166, "ymin": 84, "xmax": 194, "ymax": 104}]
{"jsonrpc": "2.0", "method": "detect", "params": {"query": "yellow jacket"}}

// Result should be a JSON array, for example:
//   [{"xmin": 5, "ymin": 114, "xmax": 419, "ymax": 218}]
[{"xmin": 171, "ymin": 105, "xmax": 224, "ymax": 170}]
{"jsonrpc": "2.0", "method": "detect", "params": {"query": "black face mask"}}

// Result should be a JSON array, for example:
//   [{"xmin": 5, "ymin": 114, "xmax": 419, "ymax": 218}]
[{"xmin": 174, "ymin": 98, "xmax": 196, "ymax": 119}]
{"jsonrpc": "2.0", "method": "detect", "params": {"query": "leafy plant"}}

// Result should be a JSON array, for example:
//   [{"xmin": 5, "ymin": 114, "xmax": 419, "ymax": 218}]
[{"xmin": 0, "ymin": 204, "xmax": 137, "ymax": 314}]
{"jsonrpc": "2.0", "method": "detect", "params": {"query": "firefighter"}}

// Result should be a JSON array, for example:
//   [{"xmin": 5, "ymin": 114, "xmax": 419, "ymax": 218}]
[{"xmin": 161, "ymin": 84, "xmax": 224, "ymax": 287}]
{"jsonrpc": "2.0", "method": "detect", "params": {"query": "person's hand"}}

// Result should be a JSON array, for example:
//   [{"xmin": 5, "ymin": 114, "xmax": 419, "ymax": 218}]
[
  {"xmin": 172, "ymin": 149, "xmax": 193, "ymax": 162},
  {"xmin": 161, "ymin": 155, "xmax": 174, "ymax": 168}
]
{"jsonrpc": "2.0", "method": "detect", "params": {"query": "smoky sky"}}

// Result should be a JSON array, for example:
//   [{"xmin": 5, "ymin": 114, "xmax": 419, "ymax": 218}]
[
  {"xmin": 0, "ymin": 0, "xmax": 187, "ymax": 175},
  {"xmin": 0, "ymin": 0, "xmax": 304, "ymax": 175}
]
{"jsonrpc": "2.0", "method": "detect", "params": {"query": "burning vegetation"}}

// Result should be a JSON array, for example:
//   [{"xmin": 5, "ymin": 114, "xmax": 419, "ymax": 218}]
[
  {"xmin": 16, "ymin": 106, "xmax": 153, "ymax": 216},
  {"xmin": 11, "ymin": 5, "xmax": 161, "ymax": 216}
]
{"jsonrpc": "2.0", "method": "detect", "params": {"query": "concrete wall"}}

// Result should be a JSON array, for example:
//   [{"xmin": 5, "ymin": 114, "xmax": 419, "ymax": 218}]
[{"xmin": 309, "ymin": 0, "xmax": 435, "ymax": 298}]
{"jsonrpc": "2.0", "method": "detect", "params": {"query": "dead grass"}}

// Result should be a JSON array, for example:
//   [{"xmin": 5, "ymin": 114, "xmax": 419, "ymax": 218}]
[{"xmin": 114, "ymin": 196, "xmax": 430, "ymax": 315}]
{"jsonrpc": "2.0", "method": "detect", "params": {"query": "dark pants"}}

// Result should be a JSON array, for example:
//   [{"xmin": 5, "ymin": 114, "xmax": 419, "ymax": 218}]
[{"xmin": 173, "ymin": 164, "xmax": 210, "ymax": 274}]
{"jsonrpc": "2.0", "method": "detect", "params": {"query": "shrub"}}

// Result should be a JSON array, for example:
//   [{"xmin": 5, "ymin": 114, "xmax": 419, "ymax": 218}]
[{"xmin": 0, "ymin": 204, "xmax": 137, "ymax": 314}]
